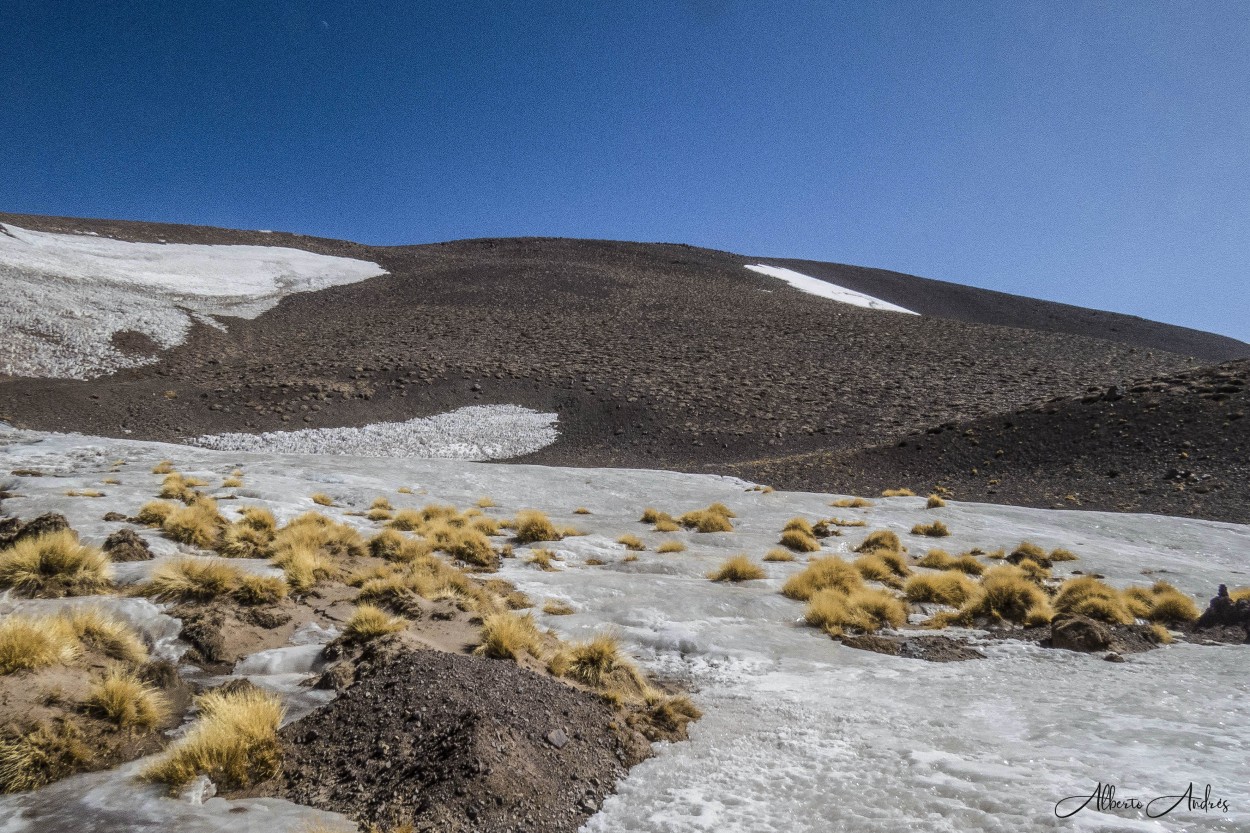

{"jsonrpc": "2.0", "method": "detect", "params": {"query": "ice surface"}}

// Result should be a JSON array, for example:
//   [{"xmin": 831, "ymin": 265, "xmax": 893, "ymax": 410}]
[
  {"xmin": 2, "ymin": 423, "xmax": 1248, "ymax": 831},
  {"xmin": 745, "ymin": 263, "xmax": 918, "ymax": 314},
  {"xmin": 0, "ymin": 223, "xmax": 385, "ymax": 379},
  {"xmin": 188, "ymin": 404, "xmax": 559, "ymax": 459}
]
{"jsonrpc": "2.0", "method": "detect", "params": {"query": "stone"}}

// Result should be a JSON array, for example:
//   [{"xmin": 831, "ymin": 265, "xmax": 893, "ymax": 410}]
[{"xmin": 1050, "ymin": 614, "xmax": 1112, "ymax": 652}]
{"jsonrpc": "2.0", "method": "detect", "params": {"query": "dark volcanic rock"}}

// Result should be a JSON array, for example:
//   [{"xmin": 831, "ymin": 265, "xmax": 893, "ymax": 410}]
[
  {"xmin": 840, "ymin": 633, "xmax": 985, "ymax": 662},
  {"xmin": 101, "ymin": 528, "xmax": 153, "ymax": 562},
  {"xmin": 1194, "ymin": 585, "xmax": 1250, "ymax": 639},
  {"xmin": 1050, "ymin": 615, "xmax": 1113, "ymax": 653},
  {"xmin": 0, "ymin": 512, "xmax": 71, "ymax": 548},
  {"xmin": 270, "ymin": 646, "xmax": 651, "ymax": 832}
]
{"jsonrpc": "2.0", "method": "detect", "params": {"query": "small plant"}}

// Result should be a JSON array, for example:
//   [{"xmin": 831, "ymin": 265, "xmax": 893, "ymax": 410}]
[
  {"xmin": 397, "ymin": 486, "xmax": 414, "ymax": 494},
  {"xmin": 159, "ymin": 473, "xmax": 203, "ymax": 503},
  {"xmin": 0, "ymin": 615, "xmax": 80, "ymax": 675},
  {"xmin": 344, "ymin": 604, "xmax": 406, "ymax": 641},
  {"xmin": 678, "ymin": 504, "xmax": 735, "ymax": 533},
  {"xmin": 779, "ymin": 528, "xmax": 820, "ymax": 552},
  {"xmin": 232, "ymin": 574, "xmax": 289, "ymax": 606},
  {"xmin": 781, "ymin": 557, "xmax": 863, "ymax": 601},
  {"xmin": 0, "ymin": 531, "xmax": 113, "ymax": 598},
  {"xmin": 526, "ymin": 549, "xmax": 559, "ymax": 571},
  {"xmin": 543, "ymin": 599, "xmax": 575, "ymax": 616},
  {"xmin": 371, "ymin": 497, "xmax": 394, "ymax": 511},
  {"xmin": 654, "ymin": 517, "xmax": 680, "ymax": 532},
  {"xmin": 271, "ymin": 545, "xmax": 337, "ymax": 592},
  {"xmin": 1149, "ymin": 623, "xmax": 1174, "ymax": 644},
  {"xmin": 573, "ymin": 507, "xmax": 592, "ymax": 515},
  {"xmin": 881, "ymin": 488, "xmax": 916, "ymax": 497},
  {"xmin": 143, "ymin": 688, "xmax": 284, "ymax": 791},
  {"xmin": 827, "ymin": 517, "xmax": 867, "ymax": 528},
  {"xmin": 925, "ymin": 494, "xmax": 947, "ymax": 509},
  {"xmin": 708, "ymin": 554, "xmax": 765, "ymax": 582},
  {"xmin": 87, "ymin": 667, "xmax": 169, "ymax": 729},
  {"xmin": 657, "ymin": 540, "xmax": 687, "ymax": 554},
  {"xmin": 764, "ymin": 548, "xmax": 796, "ymax": 562},
  {"xmin": 474, "ymin": 612, "xmax": 542, "ymax": 660},
  {"xmin": 1049, "ymin": 548, "xmax": 1079, "ymax": 562},
  {"xmin": 783, "ymin": 517, "xmax": 815, "ymax": 536},
  {"xmin": 910, "ymin": 521, "xmax": 950, "ymax": 538},
  {"xmin": 904, "ymin": 572, "xmax": 978, "ymax": 607},
  {"xmin": 640, "ymin": 507, "xmax": 664, "ymax": 523},
  {"xmin": 552, "ymin": 633, "xmax": 639, "ymax": 689},
  {"xmin": 830, "ymin": 497, "xmax": 874, "ymax": 508},
  {"xmin": 617, "ymin": 534, "xmax": 646, "ymax": 551},
  {"xmin": 142, "ymin": 558, "xmax": 240, "ymax": 601},
  {"xmin": 1144, "ymin": 588, "xmax": 1200, "ymax": 625},
  {"xmin": 854, "ymin": 530, "xmax": 901, "ymax": 554},
  {"xmin": 0, "ymin": 718, "xmax": 92, "ymax": 793},
  {"xmin": 65, "ymin": 489, "xmax": 105, "ymax": 498},
  {"xmin": 513, "ymin": 510, "xmax": 562, "ymax": 544},
  {"xmin": 162, "ymin": 497, "xmax": 226, "ymax": 549},
  {"xmin": 962, "ymin": 565, "xmax": 1051, "ymax": 625},
  {"xmin": 152, "ymin": 460, "xmax": 175, "ymax": 474},
  {"xmin": 68, "ymin": 608, "xmax": 148, "ymax": 664},
  {"xmin": 439, "ymin": 527, "xmax": 499, "ymax": 570},
  {"xmin": 1053, "ymin": 577, "xmax": 1133, "ymax": 625},
  {"xmin": 853, "ymin": 554, "xmax": 904, "ymax": 589},
  {"xmin": 221, "ymin": 476, "xmax": 243, "ymax": 488},
  {"xmin": 310, "ymin": 493, "xmax": 335, "ymax": 507},
  {"xmin": 476, "ymin": 497, "xmax": 496, "ymax": 508},
  {"xmin": 368, "ymin": 529, "xmax": 406, "ymax": 559}
]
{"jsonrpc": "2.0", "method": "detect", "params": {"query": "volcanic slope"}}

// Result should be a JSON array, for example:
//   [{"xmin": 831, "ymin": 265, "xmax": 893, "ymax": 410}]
[{"xmin": 1, "ymin": 212, "xmax": 1246, "ymax": 522}]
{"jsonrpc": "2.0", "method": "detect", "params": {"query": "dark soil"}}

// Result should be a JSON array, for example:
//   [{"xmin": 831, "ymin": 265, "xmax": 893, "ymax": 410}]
[
  {"xmin": 839, "ymin": 633, "xmax": 985, "ymax": 662},
  {"xmin": 266, "ymin": 645, "xmax": 653, "ymax": 833},
  {"xmin": 2, "ymin": 211, "xmax": 1247, "ymax": 522}
]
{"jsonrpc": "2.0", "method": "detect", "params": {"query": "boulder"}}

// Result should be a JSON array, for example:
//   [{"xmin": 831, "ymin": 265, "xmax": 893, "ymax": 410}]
[
  {"xmin": 102, "ymin": 528, "xmax": 153, "ymax": 562},
  {"xmin": 1050, "ymin": 614, "xmax": 1112, "ymax": 652},
  {"xmin": 1195, "ymin": 584, "xmax": 1250, "ymax": 631}
]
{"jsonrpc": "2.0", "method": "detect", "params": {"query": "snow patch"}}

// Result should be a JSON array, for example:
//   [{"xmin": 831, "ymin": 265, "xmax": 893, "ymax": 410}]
[
  {"xmin": 746, "ymin": 263, "xmax": 918, "ymax": 314},
  {"xmin": 0, "ymin": 223, "xmax": 386, "ymax": 379},
  {"xmin": 186, "ymin": 405, "xmax": 558, "ymax": 460}
]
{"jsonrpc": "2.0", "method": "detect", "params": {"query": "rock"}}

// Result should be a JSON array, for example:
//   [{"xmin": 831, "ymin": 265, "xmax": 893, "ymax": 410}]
[
  {"xmin": 314, "ymin": 662, "xmax": 356, "ymax": 692},
  {"xmin": 1195, "ymin": 584, "xmax": 1250, "ymax": 631},
  {"xmin": 1104, "ymin": 652, "xmax": 1126, "ymax": 663},
  {"xmin": 179, "ymin": 775, "xmax": 217, "ymax": 805},
  {"xmin": 102, "ymin": 528, "xmax": 153, "ymax": 562},
  {"xmin": 179, "ymin": 609, "xmax": 227, "ymax": 664},
  {"xmin": 546, "ymin": 728, "xmax": 569, "ymax": 749},
  {"xmin": 11, "ymin": 512, "xmax": 70, "ymax": 544},
  {"xmin": 0, "ymin": 516, "xmax": 20, "ymax": 548},
  {"xmin": 101, "ymin": 511, "xmax": 128, "ymax": 522},
  {"xmin": 1050, "ymin": 614, "xmax": 1112, "ymax": 652}
]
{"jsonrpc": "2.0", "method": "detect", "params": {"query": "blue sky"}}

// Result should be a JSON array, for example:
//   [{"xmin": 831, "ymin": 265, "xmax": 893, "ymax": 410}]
[{"xmin": 2, "ymin": 1, "xmax": 1247, "ymax": 342}]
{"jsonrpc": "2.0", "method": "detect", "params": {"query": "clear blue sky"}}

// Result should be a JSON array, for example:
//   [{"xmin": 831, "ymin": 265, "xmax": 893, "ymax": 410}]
[{"xmin": 2, "ymin": 1, "xmax": 1247, "ymax": 342}]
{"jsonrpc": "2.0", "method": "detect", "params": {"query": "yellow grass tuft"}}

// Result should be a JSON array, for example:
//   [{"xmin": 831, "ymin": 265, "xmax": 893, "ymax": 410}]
[
  {"xmin": 653, "ymin": 517, "xmax": 680, "ymax": 532},
  {"xmin": 678, "ymin": 504, "xmax": 735, "ymax": 533},
  {"xmin": 763, "ymin": 547, "xmax": 796, "ymax": 562},
  {"xmin": 271, "ymin": 545, "xmax": 338, "ymax": 593},
  {"xmin": 830, "ymin": 497, "xmax": 874, "ymax": 508},
  {"xmin": 0, "ymin": 615, "xmax": 80, "ymax": 675},
  {"xmin": 237, "ymin": 506, "xmax": 276, "ymax": 532},
  {"xmin": 437, "ymin": 527, "xmax": 499, "ymax": 569},
  {"xmin": 707, "ymin": 554, "xmax": 765, "ymax": 582},
  {"xmin": 853, "ymin": 554, "xmax": 904, "ymax": 589},
  {"xmin": 779, "ymin": 528, "xmax": 820, "ymax": 553},
  {"xmin": 804, "ymin": 587, "xmax": 906, "ymax": 635},
  {"xmin": 217, "ymin": 520, "xmax": 275, "ymax": 559},
  {"xmin": 0, "ymin": 531, "xmax": 113, "ymax": 598},
  {"xmin": 0, "ymin": 718, "xmax": 92, "ymax": 793},
  {"xmin": 1149, "ymin": 623, "xmax": 1174, "ymax": 644},
  {"xmin": 1230, "ymin": 587, "xmax": 1250, "ymax": 602},
  {"xmin": 904, "ymin": 572, "xmax": 978, "ymax": 607},
  {"xmin": 162, "ymin": 497, "xmax": 226, "ymax": 549},
  {"xmin": 143, "ymin": 688, "xmax": 284, "ymax": 791},
  {"xmin": 526, "ymin": 549, "xmax": 559, "ymax": 571},
  {"xmin": 963, "ymin": 565, "xmax": 1050, "ymax": 624},
  {"xmin": 617, "ymin": 534, "xmax": 646, "ymax": 551},
  {"xmin": 310, "ymin": 493, "xmax": 334, "ymax": 507},
  {"xmin": 474, "ymin": 612, "xmax": 543, "ymax": 660},
  {"xmin": 881, "ymin": 488, "xmax": 916, "ymax": 497},
  {"xmin": 1144, "ymin": 589, "xmax": 1200, "ymax": 625},
  {"xmin": 552, "ymin": 633, "xmax": 644, "ymax": 692},
  {"xmin": 368, "ymin": 529, "xmax": 406, "ymax": 559},
  {"xmin": 783, "ymin": 517, "xmax": 814, "ymax": 535},
  {"xmin": 657, "ymin": 540, "xmax": 687, "ymax": 554},
  {"xmin": 1049, "ymin": 548, "xmax": 1079, "ymax": 562},
  {"xmin": 344, "ymin": 604, "xmax": 406, "ymax": 641},
  {"xmin": 573, "ymin": 507, "xmax": 592, "ymax": 515},
  {"xmin": 917, "ymin": 549, "xmax": 984, "ymax": 576},
  {"xmin": 232, "ymin": 574, "xmax": 289, "ymax": 606},
  {"xmin": 87, "ymin": 667, "xmax": 169, "ymax": 729},
  {"xmin": 65, "ymin": 489, "xmax": 106, "ymax": 498},
  {"xmin": 855, "ymin": 530, "xmax": 901, "ymax": 554},
  {"xmin": 397, "ymin": 486, "xmax": 414, "ymax": 495},
  {"xmin": 158, "ymin": 473, "xmax": 204, "ymax": 503},
  {"xmin": 543, "ymin": 599, "xmax": 576, "ymax": 616},
  {"xmin": 910, "ymin": 521, "xmax": 950, "ymax": 538},
  {"xmin": 152, "ymin": 460, "xmax": 175, "ymax": 475},
  {"xmin": 1053, "ymin": 576, "xmax": 1133, "ymax": 625},
  {"xmin": 68, "ymin": 608, "xmax": 148, "ymax": 664},
  {"xmin": 142, "ymin": 557, "xmax": 241, "ymax": 601},
  {"xmin": 221, "ymin": 476, "xmax": 243, "ymax": 488},
  {"xmin": 925, "ymin": 494, "xmax": 947, "ymax": 509},
  {"xmin": 476, "ymin": 497, "xmax": 496, "ymax": 508},
  {"xmin": 513, "ymin": 510, "xmax": 562, "ymax": 544},
  {"xmin": 782, "ymin": 556, "xmax": 863, "ymax": 601}
]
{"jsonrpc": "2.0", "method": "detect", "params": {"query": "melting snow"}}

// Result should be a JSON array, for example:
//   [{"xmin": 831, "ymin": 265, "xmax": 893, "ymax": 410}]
[
  {"xmin": 187, "ymin": 405, "xmax": 559, "ymax": 460},
  {"xmin": 0, "ymin": 224, "xmax": 386, "ymax": 379},
  {"xmin": 745, "ymin": 263, "xmax": 918, "ymax": 314}
]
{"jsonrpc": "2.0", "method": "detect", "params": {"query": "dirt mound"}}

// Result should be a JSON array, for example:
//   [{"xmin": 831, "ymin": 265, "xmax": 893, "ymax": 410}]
[{"xmin": 269, "ymin": 645, "xmax": 652, "ymax": 832}]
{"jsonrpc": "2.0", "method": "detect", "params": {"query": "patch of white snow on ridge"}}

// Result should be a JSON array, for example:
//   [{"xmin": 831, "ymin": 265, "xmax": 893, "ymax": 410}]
[
  {"xmin": 0, "ymin": 223, "xmax": 386, "ymax": 380},
  {"xmin": 746, "ymin": 263, "xmax": 918, "ymax": 314},
  {"xmin": 187, "ymin": 405, "xmax": 558, "ymax": 460}
]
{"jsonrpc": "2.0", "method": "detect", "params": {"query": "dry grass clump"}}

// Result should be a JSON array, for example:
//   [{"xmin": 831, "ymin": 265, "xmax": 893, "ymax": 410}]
[
  {"xmin": 217, "ymin": 512, "xmax": 277, "ymax": 559},
  {"xmin": 904, "ymin": 572, "xmax": 979, "ymax": 607},
  {"xmin": 87, "ymin": 667, "xmax": 169, "ymax": 729},
  {"xmin": 678, "ymin": 504, "xmax": 735, "ymax": 533},
  {"xmin": 853, "ymin": 554, "xmax": 905, "ymax": 589},
  {"xmin": 707, "ymin": 555, "xmax": 765, "ymax": 582},
  {"xmin": 1120, "ymin": 582, "xmax": 1200, "ymax": 625},
  {"xmin": 371, "ymin": 496, "xmax": 394, "ymax": 510},
  {"xmin": 471, "ymin": 516, "xmax": 501, "ymax": 536},
  {"xmin": 344, "ymin": 604, "xmax": 406, "ymax": 642},
  {"xmin": 366, "ymin": 507, "xmax": 393, "ymax": 521},
  {"xmin": 142, "ymin": 557, "xmax": 242, "ymax": 601},
  {"xmin": 385, "ymin": 508, "xmax": 422, "ymax": 531},
  {"xmin": 617, "ymin": 534, "xmax": 646, "ymax": 551},
  {"xmin": 368, "ymin": 528, "xmax": 407, "ymax": 559},
  {"xmin": 826, "ymin": 517, "xmax": 867, "ymax": 528},
  {"xmin": 65, "ymin": 489, "xmax": 105, "ymax": 498},
  {"xmin": 162, "ymin": 497, "xmax": 226, "ymax": 549},
  {"xmin": 657, "ymin": 540, "xmax": 687, "ymax": 554},
  {"xmin": 925, "ymin": 494, "xmax": 947, "ymax": 509},
  {"xmin": 1049, "ymin": 548, "xmax": 1079, "ymax": 562},
  {"xmin": 783, "ymin": 517, "xmax": 814, "ymax": 536},
  {"xmin": 476, "ymin": 497, "xmax": 496, "ymax": 508},
  {"xmin": 152, "ymin": 460, "xmax": 175, "ymax": 474},
  {"xmin": 910, "ymin": 520, "xmax": 950, "ymax": 538},
  {"xmin": 543, "ymin": 599, "xmax": 576, "ymax": 616},
  {"xmin": 221, "ymin": 476, "xmax": 243, "ymax": 489},
  {"xmin": 474, "ymin": 612, "xmax": 543, "ymax": 660},
  {"xmin": 0, "ymin": 531, "xmax": 113, "ymax": 598},
  {"xmin": 804, "ymin": 588, "xmax": 907, "ymax": 636},
  {"xmin": 777, "ymin": 527, "xmax": 819, "ymax": 553},
  {"xmin": 653, "ymin": 517, "xmax": 680, "ymax": 532},
  {"xmin": 585, "ymin": 558, "xmax": 606, "ymax": 566},
  {"xmin": 1230, "ymin": 587, "xmax": 1250, "ymax": 602},
  {"xmin": 271, "ymin": 545, "xmax": 338, "ymax": 593},
  {"xmin": 143, "ymin": 688, "xmax": 284, "ymax": 791},
  {"xmin": 0, "ymin": 718, "xmax": 92, "ymax": 793},
  {"xmin": 158, "ymin": 473, "xmax": 206, "ymax": 503},
  {"xmin": 1009, "ymin": 541, "xmax": 1049, "ymax": 564},
  {"xmin": 830, "ymin": 497, "xmax": 874, "ymax": 508},
  {"xmin": 273, "ymin": 513, "xmax": 366, "ymax": 560},
  {"xmin": 640, "ymin": 507, "xmax": 664, "ymax": 523},
  {"xmin": 310, "ymin": 492, "xmax": 335, "ymax": 507},
  {"xmin": 1149, "ymin": 623, "xmax": 1174, "ymax": 644},
  {"xmin": 636, "ymin": 693, "xmax": 703, "ymax": 741},
  {"xmin": 135, "ymin": 500, "xmax": 178, "ymax": 526},
  {"xmin": 232, "ymin": 574, "xmax": 289, "ymax": 606},
  {"xmin": 513, "ymin": 510, "xmax": 563, "ymax": 544},
  {"xmin": 781, "ymin": 556, "xmax": 863, "ymax": 601},
  {"xmin": 763, "ymin": 547, "xmax": 796, "ymax": 562},
  {"xmin": 526, "ymin": 549, "xmax": 560, "ymax": 571},
  {"xmin": 917, "ymin": 549, "xmax": 985, "ymax": 576},
  {"xmin": 854, "ymin": 530, "xmax": 901, "ymax": 554},
  {"xmin": 1053, "ymin": 576, "xmax": 1133, "ymax": 625},
  {"xmin": 881, "ymin": 488, "xmax": 916, "ymax": 497},
  {"xmin": 397, "ymin": 486, "xmax": 414, "ymax": 494},
  {"xmin": 437, "ymin": 526, "xmax": 499, "ymax": 570},
  {"xmin": 959, "ymin": 565, "xmax": 1052, "ymax": 625},
  {"xmin": 550, "ymin": 633, "xmax": 648, "ymax": 697},
  {"xmin": 67, "ymin": 608, "xmax": 148, "ymax": 664},
  {"xmin": 573, "ymin": 507, "xmax": 592, "ymax": 515},
  {"xmin": 0, "ymin": 615, "xmax": 80, "ymax": 675}
]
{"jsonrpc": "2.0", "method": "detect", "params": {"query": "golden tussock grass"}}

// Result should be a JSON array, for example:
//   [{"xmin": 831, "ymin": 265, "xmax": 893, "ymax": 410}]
[
  {"xmin": 471, "ymin": 516, "xmax": 501, "ymax": 537},
  {"xmin": 102, "ymin": 478, "xmax": 121, "ymax": 485},
  {"xmin": 474, "ymin": 612, "xmax": 543, "ymax": 660},
  {"xmin": 881, "ymin": 488, "xmax": 916, "ymax": 497},
  {"xmin": 67, "ymin": 608, "xmax": 148, "ymax": 664},
  {"xmin": 550, "ymin": 633, "xmax": 647, "ymax": 696},
  {"xmin": 827, "ymin": 517, "xmax": 867, "ymax": 528},
  {"xmin": 217, "ymin": 521, "xmax": 274, "ymax": 559},
  {"xmin": 558, "ymin": 525, "xmax": 585, "ymax": 538},
  {"xmin": 439, "ymin": 527, "xmax": 499, "ymax": 570},
  {"xmin": 1229, "ymin": 586, "xmax": 1250, "ymax": 602},
  {"xmin": 783, "ymin": 517, "xmax": 814, "ymax": 536},
  {"xmin": 707, "ymin": 554, "xmax": 765, "ymax": 582},
  {"xmin": 781, "ymin": 556, "xmax": 863, "ymax": 601},
  {"xmin": 657, "ymin": 540, "xmax": 686, "ymax": 554},
  {"xmin": 636, "ymin": 693, "xmax": 703, "ymax": 740},
  {"xmin": 476, "ymin": 497, "xmax": 496, "ymax": 508},
  {"xmin": 584, "ymin": 557, "xmax": 606, "ymax": 566},
  {"xmin": 0, "ymin": 531, "xmax": 113, "ymax": 598},
  {"xmin": 143, "ymin": 688, "xmax": 284, "ymax": 791},
  {"xmin": 273, "ymin": 514, "xmax": 366, "ymax": 560},
  {"xmin": 910, "ymin": 520, "xmax": 950, "ymax": 538},
  {"xmin": 830, "ymin": 497, "xmax": 874, "ymax": 508},
  {"xmin": 158, "ymin": 473, "xmax": 203, "ymax": 504},
  {"xmin": 526, "ymin": 549, "xmax": 560, "ymax": 571},
  {"xmin": 162, "ymin": 497, "xmax": 226, "ymax": 549},
  {"xmin": 142, "ymin": 557, "xmax": 241, "ymax": 601},
  {"xmin": 925, "ymin": 494, "xmax": 947, "ymax": 509},
  {"xmin": 397, "ymin": 487, "xmax": 413, "ymax": 495},
  {"xmin": 852, "ymin": 554, "xmax": 905, "ymax": 589},
  {"xmin": 1053, "ymin": 576, "xmax": 1133, "ymax": 625},
  {"xmin": 778, "ymin": 528, "xmax": 819, "ymax": 553},
  {"xmin": 904, "ymin": 571, "xmax": 979, "ymax": 607},
  {"xmin": 617, "ymin": 534, "xmax": 646, "ymax": 551},
  {"xmin": 237, "ymin": 506, "xmax": 276, "ymax": 532},
  {"xmin": 763, "ymin": 547, "xmax": 796, "ymax": 562},
  {"xmin": 221, "ymin": 476, "xmax": 243, "ymax": 488},
  {"xmin": 271, "ymin": 545, "xmax": 338, "ymax": 593},
  {"xmin": 366, "ymin": 507, "xmax": 393, "ymax": 522},
  {"xmin": 344, "ymin": 604, "xmax": 406, "ymax": 641},
  {"xmin": 1009, "ymin": 541, "xmax": 1048, "ymax": 563},
  {"xmin": 87, "ymin": 667, "xmax": 169, "ymax": 729},
  {"xmin": 962, "ymin": 565, "xmax": 1051, "ymax": 625},
  {"xmin": 368, "ymin": 529, "xmax": 406, "ymax": 559},
  {"xmin": 639, "ymin": 507, "xmax": 664, "ymax": 524},
  {"xmin": 371, "ymin": 497, "xmax": 394, "ymax": 511},
  {"xmin": 855, "ymin": 530, "xmax": 901, "ymax": 554},
  {"xmin": 1015, "ymin": 558, "xmax": 1051, "ymax": 583},
  {"xmin": 573, "ymin": 507, "xmax": 592, "ymax": 515},
  {"xmin": 543, "ymin": 599, "xmax": 575, "ymax": 616},
  {"xmin": 804, "ymin": 587, "xmax": 907, "ymax": 635},
  {"xmin": 0, "ymin": 615, "xmax": 80, "ymax": 675},
  {"xmin": 512, "ymin": 510, "xmax": 563, "ymax": 544},
  {"xmin": 151, "ymin": 460, "xmax": 175, "ymax": 474},
  {"xmin": 622, "ymin": 554, "xmax": 639, "ymax": 563},
  {"xmin": 1149, "ymin": 623, "xmax": 1174, "ymax": 644},
  {"xmin": 678, "ymin": 505, "xmax": 735, "ymax": 533},
  {"xmin": 1049, "ymin": 548, "xmax": 1079, "ymax": 562},
  {"xmin": 310, "ymin": 493, "xmax": 335, "ymax": 507},
  {"xmin": 232, "ymin": 574, "xmax": 289, "ymax": 606},
  {"xmin": 0, "ymin": 718, "xmax": 92, "ymax": 793},
  {"xmin": 65, "ymin": 489, "xmax": 105, "ymax": 498},
  {"xmin": 654, "ymin": 518, "xmax": 680, "ymax": 532}
]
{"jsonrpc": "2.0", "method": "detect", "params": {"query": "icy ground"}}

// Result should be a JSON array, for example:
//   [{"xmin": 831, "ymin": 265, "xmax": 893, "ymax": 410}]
[
  {"xmin": 0, "ymin": 224, "xmax": 385, "ymax": 379},
  {"xmin": 745, "ymin": 263, "xmax": 918, "ymax": 314},
  {"xmin": 1, "ymin": 424, "xmax": 1248, "ymax": 832},
  {"xmin": 188, "ymin": 405, "xmax": 559, "ymax": 460}
]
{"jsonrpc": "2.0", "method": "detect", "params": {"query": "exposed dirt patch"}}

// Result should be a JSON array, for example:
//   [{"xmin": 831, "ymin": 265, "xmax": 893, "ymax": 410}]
[
  {"xmin": 263, "ymin": 643, "xmax": 653, "ymax": 832},
  {"xmin": 839, "ymin": 633, "xmax": 986, "ymax": 662}
]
